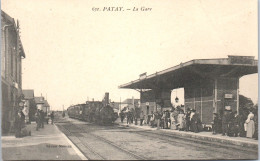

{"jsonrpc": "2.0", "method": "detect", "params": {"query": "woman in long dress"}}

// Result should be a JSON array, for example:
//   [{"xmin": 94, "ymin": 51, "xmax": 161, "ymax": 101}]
[
  {"xmin": 170, "ymin": 110, "xmax": 176, "ymax": 130},
  {"xmin": 246, "ymin": 110, "xmax": 255, "ymax": 138},
  {"xmin": 177, "ymin": 110, "xmax": 185, "ymax": 131}
]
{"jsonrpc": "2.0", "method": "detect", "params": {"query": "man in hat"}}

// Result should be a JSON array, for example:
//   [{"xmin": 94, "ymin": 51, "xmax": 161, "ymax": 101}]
[
  {"xmin": 140, "ymin": 111, "xmax": 144, "ymax": 126},
  {"xmin": 40, "ymin": 110, "xmax": 45, "ymax": 128},
  {"xmin": 230, "ymin": 111, "xmax": 240, "ymax": 137},
  {"xmin": 185, "ymin": 108, "xmax": 191, "ymax": 131},
  {"xmin": 120, "ymin": 111, "xmax": 125, "ymax": 123},
  {"xmin": 222, "ymin": 109, "xmax": 231, "ymax": 136},
  {"xmin": 35, "ymin": 109, "xmax": 41, "ymax": 131},
  {"xmin": 212, "ymin": 113, "xmax": 219, "ymax": 134},
  {"xmin": 190, "ymin": 109, "xmax": 198, "ymax": 132}
]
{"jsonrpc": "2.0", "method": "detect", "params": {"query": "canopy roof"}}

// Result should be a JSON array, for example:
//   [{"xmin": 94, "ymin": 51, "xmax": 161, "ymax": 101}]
[{"xmin": 119, "ymin": 56, "xmax": 258, "ymax": 90}]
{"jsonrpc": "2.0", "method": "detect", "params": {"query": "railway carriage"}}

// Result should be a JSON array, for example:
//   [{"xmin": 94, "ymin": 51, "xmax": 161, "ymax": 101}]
[{"xmin": 67, "ymin": 101, "xmax": 117, "ymax": 125}]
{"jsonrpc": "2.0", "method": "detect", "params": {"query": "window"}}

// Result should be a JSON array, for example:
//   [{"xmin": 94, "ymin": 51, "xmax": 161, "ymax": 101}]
[
  {"xmin": 1, "ymin": 33, "xmax": 6, "ymax": 78},
  {"xmin": 10, "ymin": 47, "xmax": 13, "ymax": 77},
  {"xmin": 14, "ymin": 48, "xmax": 17, "ymax": 82}
]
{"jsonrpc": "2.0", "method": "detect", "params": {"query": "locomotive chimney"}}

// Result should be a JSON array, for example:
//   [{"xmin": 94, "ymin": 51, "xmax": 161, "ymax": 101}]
[{"xmin": 105, "ymin": 92, "xmax": 109, "ymax": 106}]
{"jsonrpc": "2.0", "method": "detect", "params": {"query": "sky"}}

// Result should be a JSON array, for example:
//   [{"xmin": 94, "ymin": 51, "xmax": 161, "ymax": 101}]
[{"xmin": 2, "ymin": 0, "xmax": 258, "ymax": 110}]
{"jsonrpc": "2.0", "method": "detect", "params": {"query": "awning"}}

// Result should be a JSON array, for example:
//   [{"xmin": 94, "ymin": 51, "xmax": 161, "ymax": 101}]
[{"xmin": 119, "ymin": 56, "xmax": 258, "ymax": 90}]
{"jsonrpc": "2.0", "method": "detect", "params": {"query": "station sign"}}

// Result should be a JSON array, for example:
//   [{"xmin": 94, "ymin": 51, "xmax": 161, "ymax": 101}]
[
  {"xmin": 139, "ymin": 72, "xmax": 147, "ymax": 80},
  {"xmin": 224, "ymin": 94, "xmax": 233, "ymax": 99},
  {"xmin": 225, "ymin": 106, "xmax": 231, "ymax": 110}
]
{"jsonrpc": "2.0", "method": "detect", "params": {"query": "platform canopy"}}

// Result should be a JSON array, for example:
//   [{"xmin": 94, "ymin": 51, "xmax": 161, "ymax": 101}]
[{"xmin": 119, "ymin": 56, "xmax": 258, "ymax": 90}]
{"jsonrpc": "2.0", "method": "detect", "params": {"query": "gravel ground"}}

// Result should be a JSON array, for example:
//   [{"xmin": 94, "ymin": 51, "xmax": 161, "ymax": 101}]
[{"xmin": 56, "ymin": 117, "xmax": 258, "ymax": 160}]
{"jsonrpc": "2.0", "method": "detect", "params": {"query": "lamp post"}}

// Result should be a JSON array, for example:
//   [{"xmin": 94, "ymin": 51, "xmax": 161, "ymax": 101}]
[{"xmin": 175, "ymin": 97, "xmax": 179, "ymax": 103}]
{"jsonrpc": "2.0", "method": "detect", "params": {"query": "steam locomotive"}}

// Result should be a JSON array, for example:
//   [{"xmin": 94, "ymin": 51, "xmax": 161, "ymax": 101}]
[{"xmin": 67, "ymin": 93, "xmax": 118, "ymax": 124}]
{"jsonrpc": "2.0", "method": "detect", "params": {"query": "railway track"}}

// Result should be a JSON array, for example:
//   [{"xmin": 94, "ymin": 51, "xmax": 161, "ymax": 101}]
[
  {"xmin": 126, "ymin": 128, "xmax": 258, "ymax": 159},
  {"xmin": 57, "ymin": 124, "xmax": 105, "ymax": 160},
  {"xmin": 56, "ymin": 118, "xmax": 257, "ymax": 160},
  {"xmin": 57, "ymin": 122, "xmax": 148, "ymax": 160}
]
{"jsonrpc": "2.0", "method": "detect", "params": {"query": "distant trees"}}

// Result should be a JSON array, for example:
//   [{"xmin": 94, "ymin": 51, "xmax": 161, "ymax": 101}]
[
  {"xmin": 239, "ymin": 94, "xmax": 257, "ymax": 114},
  {"xmin": 239, "ymin": 95, "xmax": 254, "ymax": 109}
]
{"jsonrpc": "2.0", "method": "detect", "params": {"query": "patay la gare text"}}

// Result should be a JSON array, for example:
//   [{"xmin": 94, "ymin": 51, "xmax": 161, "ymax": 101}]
[{"xmin": 92, "ymin": 7, "xmax": 152, "ymax": 12}]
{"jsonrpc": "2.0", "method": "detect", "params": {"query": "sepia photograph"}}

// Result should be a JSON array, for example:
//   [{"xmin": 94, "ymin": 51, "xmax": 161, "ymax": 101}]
[{"xmin": 1, "ymin": 0, "xmax": 258, "ymax": 160}]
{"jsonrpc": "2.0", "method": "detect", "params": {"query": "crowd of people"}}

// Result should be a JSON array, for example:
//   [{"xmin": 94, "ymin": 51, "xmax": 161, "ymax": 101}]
[
  {"xmin": 212, "ymin": 108, "xmax": 258, "ymax": 139},
  {"xmin": 14, "ymin": 109, "xmax": 55, "ymax": 138},
  {"xmin": 146, "ymin": 107, "xmax": 204, "ymax": 133},
  {"xmin": 119, "ymin": 109, "xmax": 135, "ymax": 124},
  {"xmin": 120, "ymin": 107, "xmax": 204, "ymax": 133},
  {"xmin": 14, "ymin": 109, "xmax": 27, "ymax": 138},
  {"xmin": 35, "ymin": 110, "xmax": 55, "ymax": 131},
  {"xmin": 119, "ymin": 106, "xmax": 258, "ymax": 140}
]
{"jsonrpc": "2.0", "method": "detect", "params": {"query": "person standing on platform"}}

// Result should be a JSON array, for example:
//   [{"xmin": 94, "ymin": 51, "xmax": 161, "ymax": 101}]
[
  {"xmin": 50, "ymin": 111, "xmax": 54, "ymax": 125},
  {"xmin": 156, "ymin": 111, "xmax": 162, "ymax": 130},
  {"xmin": 35, "ymin": 110, "xmax": 40, "ymax": 131},
  {"xmin": 177, "ymin": 110, "xmax": 185, "ymax": 131},
  {"xmin": 190, "ymin": 109, "xmax": 203, "ymax": 133},
  {"xmin": 230, "ymin": 111, "xmax": 240, "ymax": 137},
  {"xmin": 239, "ymin": 109, "xmax": 248, "ymax": 137},
  {"xmin": 15, "ymin": 111, "xmax": 23, "ymax": 138},
  {"xmin": 161, "ymin": 111, "xmax": 166, "ymax": 129},
  {"xmin": 222, "ymin": 109, "xmax": 230, "ymax": 136},
  {"xmin": 120, "ymin": 111, "xmax": 125, "ymax": 123},
  {"xmin": 40, "ymin": 110, "xmax": 45, "ymax": 128},
  {"xmin": 126, "ymin": 111, "xmax": 130, "ymax": 124},
  {"xmin": 140, "ymin": 111, "xmax": 144, "ymax": 126},
  {"xmin": 131, "ymin": 111, "xmax": 134, "ymax": 124},
  {"xmin": 227, "ymin": 111, "xmax": 235, "ymax": 136},
  {"xmin": 170, "ymin": 110, "xmax": 176, "ymax": 130},
  {"xmin": 173, "ymin": 108, "xmax": 179, "ymax": 130},
  {"xmin": 190, "ymin": 109, "xmax": 196, "ymax": 132},
  {"xmin": 134, "ymin": 110, "xmax": 138, "ymax": 125},
  {"xmin": 212, "ymin": 113, "xmax": 219, "ymax": 134},
  {"xmin": 245, "ymin": 109, "xmax": 255, "ymax": 138},
  {"xmin": 165, "ymin": 110, "xmax": 170, "ymax": 129},
  {"xmin": 185, "ymin": 108, "xmax": 191, "ymax": 131},
  {"xmin": 150, "ymin": 111, "xmax": 155, "ymax": 127},
  {"xmin": 253, "ymin": 110, "xmax": 258, "ymax": 140}
]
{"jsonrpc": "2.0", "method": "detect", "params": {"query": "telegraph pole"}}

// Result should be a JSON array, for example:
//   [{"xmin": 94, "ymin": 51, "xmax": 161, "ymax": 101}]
[
  {"xmin": 120, "ymin": 97, "xmax": 121, "ymax": 112},
  {"xmin": 62, "ymin": 105, "xmax": 65, "ymax": 117}
]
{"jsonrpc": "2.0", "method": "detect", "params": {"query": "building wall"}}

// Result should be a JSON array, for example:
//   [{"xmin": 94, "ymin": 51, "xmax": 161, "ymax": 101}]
[
  {"xmin": 216, "ymin": 77, "xmax": 238, "ymax": 114},
  {"xmin": 184, "ymin": 77, "xmax": 239, "ymax": 125},
  {"xmin": 1, "ymin": 12, "xmax": 24, "ymax": 133},
  {"xmin": 141, "ymin": 90, "xmax": 171, "ymax": 105},
  {"xmin": 184, "ymin": 78, "xmax": 214, "ymax": 124},
  {"xmin": 140, "ymin": 102, "xmax": 157, "ymax": 115}
]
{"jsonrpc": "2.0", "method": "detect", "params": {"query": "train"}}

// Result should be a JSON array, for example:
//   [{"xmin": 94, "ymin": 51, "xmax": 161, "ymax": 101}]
[{"xmin": 67, "ymin": 93, "xmax": 118, "ymax": 125}]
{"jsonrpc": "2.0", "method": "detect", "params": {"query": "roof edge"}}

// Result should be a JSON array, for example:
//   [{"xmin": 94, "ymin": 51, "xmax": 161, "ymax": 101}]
[{"xmin": 119, "ymin": 56, "xmax": 258, "ymax": 89}]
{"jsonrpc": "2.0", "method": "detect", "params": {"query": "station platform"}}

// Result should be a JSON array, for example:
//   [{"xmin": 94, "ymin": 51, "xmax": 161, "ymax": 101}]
[
  {"xmin": 1, "ymin": 122, "xmax": 87, "ymax": 160},
  {"xmin": 118, "ymin": 121, "xmax": 258, "ymax": 149}
]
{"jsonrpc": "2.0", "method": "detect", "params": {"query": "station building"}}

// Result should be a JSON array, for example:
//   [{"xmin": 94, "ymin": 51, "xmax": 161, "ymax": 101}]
[
  {"xmin": 1, "ymin": 11, "xmax": 26, "ymax": 133},
  {"xmin": 119, "ymin": 56, "xmax": 258, "ymax": 126}
]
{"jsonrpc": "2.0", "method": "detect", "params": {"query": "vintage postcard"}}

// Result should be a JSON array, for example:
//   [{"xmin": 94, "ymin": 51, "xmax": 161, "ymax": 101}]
[{"xmin": 1, "ymin": 0, "xmax": 258, "ymax": 160}]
